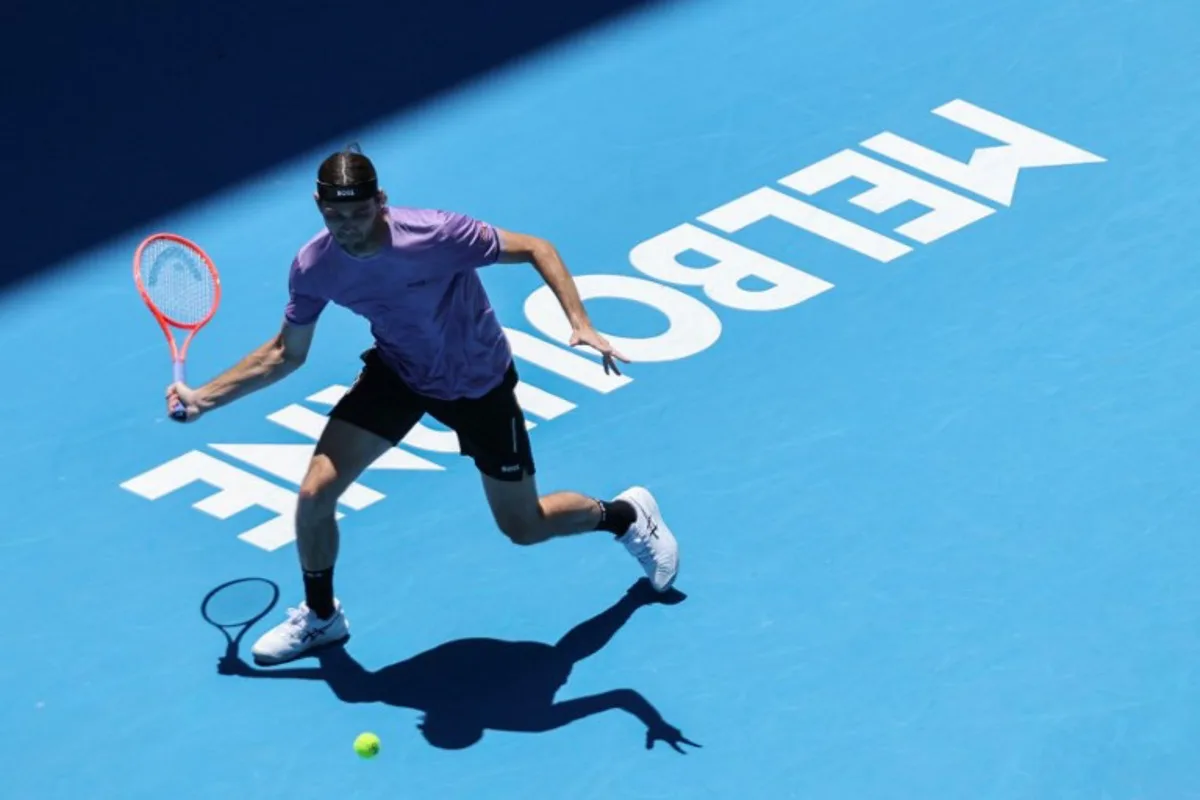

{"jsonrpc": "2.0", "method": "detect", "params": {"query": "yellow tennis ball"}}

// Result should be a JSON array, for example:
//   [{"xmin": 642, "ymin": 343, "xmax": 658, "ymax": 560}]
[{"xmin": 354, "ymin": 732, "xmax": 381, "ymax": 759}]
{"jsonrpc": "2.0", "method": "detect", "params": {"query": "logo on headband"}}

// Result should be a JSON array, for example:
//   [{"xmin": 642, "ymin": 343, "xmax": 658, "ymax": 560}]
[{"xmin": 317, "ymin": 179, "xmax": 378, "ymax": 202}]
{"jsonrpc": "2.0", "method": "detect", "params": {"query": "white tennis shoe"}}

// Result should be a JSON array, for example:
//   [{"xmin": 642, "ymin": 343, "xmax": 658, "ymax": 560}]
[
  {"xmin": 615, "ymin": 486, "xmax": 679, "ymax": 592},
  {"xmin": 250, "ymin": 600, "xmax": 350, "ymax": 665}
]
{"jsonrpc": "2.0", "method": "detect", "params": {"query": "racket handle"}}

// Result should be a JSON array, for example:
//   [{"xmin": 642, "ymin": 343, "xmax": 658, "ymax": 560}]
[{"xmin": 170, "ymin": 359, "xmax": 188, "ymax": 420}]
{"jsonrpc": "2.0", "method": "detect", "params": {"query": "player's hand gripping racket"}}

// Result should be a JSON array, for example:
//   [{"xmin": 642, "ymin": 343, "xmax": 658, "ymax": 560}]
[
  {"xmin": 132, "ymin": 233, "xmax": 221, "ymax": 421},
  {"xmin": 202, "ymin": 577, "xmax": 280, "ymax": 670}
]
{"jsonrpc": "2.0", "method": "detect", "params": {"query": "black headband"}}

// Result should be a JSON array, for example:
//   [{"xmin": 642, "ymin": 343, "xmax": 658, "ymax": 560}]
[{"xmin": 316, "ymin": 178, "xmax": 378, "ymax": 202}]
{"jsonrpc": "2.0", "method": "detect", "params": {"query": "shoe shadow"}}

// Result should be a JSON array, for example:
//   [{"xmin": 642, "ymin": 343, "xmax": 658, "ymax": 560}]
[{"xmin": 214, "ymin": 578, "xmax": 701, "ymax": 753}]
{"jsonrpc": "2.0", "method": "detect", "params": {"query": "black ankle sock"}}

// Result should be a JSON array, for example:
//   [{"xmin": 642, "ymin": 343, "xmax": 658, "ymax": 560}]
[
  {"xmin": 596, "ymin": 499, "xmax": 636, "ymax": 536},
  {"xmin": 303, "ymin": 567, "xmax": 335, "ymax": 619}
]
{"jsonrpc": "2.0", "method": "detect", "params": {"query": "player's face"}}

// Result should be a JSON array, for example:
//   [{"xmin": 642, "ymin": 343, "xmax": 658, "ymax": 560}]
[{"xmin": 317, "ymin": 196, "xmax": 383, "ymax": 251}]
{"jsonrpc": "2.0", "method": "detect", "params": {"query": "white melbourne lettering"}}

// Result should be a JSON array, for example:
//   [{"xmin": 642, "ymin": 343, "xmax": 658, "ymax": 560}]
[
  {"xmin": 503, "ymin": 327, "xmax": 631, "ymax": 393},
  {"xmin": 777, "ymin": 148, "xmax": 995, "ymax": 245},
  {"xmin": 209, "ymin": 443, "xmax": 385, "ymax": 510},
  {"xmin": 629, "ymin": 222, "xmax": 833, "ymax": 311},
  {"xmin": 524, "ymin": 274, "xmax": 723, "ymax": 363},
  {"xmin": 266, "ymin": 399, "xmax": 447, "ymax": 468},
  {"xmin": 860, "ymin": 99, "xmax": 1106, "ymax": 207},
  {"xmin": 119, "ymin": 450, "xmax": 339, "ymax": 551},
  {"xmin": 121, "ymin": 99, "xmax": 1105, "ymax": 551},
  {"xmin": 698, "ymin": 185, "xmax": 912, "ymax": 264}
]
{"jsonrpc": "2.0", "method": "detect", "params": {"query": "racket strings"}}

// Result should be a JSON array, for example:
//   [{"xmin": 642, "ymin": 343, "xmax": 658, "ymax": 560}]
[{"xmin": 142, "ymin": 240, "xmax": 216, "ymax": 325}]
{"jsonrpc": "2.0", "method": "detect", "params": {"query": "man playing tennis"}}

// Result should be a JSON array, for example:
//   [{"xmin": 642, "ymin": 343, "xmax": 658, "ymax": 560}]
[{"xmin": 165, "ymin": 147, "xmax": 680, "ymax": 666}]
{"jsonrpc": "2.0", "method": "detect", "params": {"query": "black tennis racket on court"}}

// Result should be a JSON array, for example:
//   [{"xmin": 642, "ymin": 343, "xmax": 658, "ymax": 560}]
[{"xmin": 201, "ymin": 577, "xmax": 279, "ymax": 662}]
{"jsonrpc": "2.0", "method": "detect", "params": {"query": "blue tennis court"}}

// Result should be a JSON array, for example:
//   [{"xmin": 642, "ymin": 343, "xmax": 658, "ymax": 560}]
[{"xmin": 6, "ymin": 0, "xmax": 1200, "ymax": 797}]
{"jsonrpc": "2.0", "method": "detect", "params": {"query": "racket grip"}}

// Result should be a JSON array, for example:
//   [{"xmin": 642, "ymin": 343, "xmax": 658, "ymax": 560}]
[{"xmin": 170, "ymin": 359, "xmax": 188, "ymax": 420}]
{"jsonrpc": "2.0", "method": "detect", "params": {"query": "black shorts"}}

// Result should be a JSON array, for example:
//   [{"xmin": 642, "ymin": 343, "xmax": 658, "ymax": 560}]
[{"xmin": 328, "ymin": 348, "xmax": 536, "ymax": 481}]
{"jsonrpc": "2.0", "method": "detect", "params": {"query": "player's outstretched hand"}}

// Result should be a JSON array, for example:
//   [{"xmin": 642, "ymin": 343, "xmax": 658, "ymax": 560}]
[
  {"xmin": 166, "ymin": 382, "xmax": 204, "ymax": 422},
  {"xmin": 570, "ymin": 324, "xmax": 630, "ymax": 375}
]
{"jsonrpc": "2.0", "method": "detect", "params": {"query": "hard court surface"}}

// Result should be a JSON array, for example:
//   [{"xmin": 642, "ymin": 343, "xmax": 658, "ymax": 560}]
[{"xmin": 4, "ymin": 1, "xmax": 1200, "ymax": 797}]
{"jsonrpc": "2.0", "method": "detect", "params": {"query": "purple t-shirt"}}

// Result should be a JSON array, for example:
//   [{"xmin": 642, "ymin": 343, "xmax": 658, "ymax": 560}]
[{"xmin": 284, "ymin": 206, "xmax": 512, "ymax": 400}]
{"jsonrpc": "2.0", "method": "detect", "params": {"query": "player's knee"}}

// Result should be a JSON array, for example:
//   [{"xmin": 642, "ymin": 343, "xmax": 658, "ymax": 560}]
[
  {"xmin": 495, "ymin": 513, "xmax": 541, "ymax": 545},
  {"xmin": 297, "ymin": 466, "xmax": 339, "ymax": 523}
]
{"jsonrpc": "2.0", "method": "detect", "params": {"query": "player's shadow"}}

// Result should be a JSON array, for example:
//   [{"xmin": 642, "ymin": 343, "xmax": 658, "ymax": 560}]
[{"xmin": 217, "ymin": 578, "xmax": 700, "ymax": 753}]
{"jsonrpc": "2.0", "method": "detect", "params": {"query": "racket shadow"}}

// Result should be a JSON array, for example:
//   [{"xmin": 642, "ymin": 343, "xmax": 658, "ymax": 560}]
[
  {"xmin": 213, "ymin": 578, "xmax": 700, "ymax": 754},
  {"xmin": 201, "ymin": 577, "xmax": 281, "ymax": 662}
]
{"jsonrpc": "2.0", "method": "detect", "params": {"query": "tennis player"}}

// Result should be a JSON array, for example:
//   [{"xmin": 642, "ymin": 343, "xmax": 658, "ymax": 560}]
[{"xmin": 166, "ymin": 147, "xmax": 680, "ymax": 665}]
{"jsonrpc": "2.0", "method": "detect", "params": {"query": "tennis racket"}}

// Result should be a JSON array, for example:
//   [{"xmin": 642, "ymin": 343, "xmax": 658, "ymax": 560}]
[
  {"xmin": 132, "ymin": 233, "xmax": 221, "ymax": 420},
  {"xmin": 201, "ymin": 577, "xmax": 280, "ymax": 662}
]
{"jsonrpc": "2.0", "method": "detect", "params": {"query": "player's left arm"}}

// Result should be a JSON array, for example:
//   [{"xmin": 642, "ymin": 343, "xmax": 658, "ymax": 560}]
[
  {"xmin": 493, "ymin": 227, "xmax": 630, "ymax": 373},
  {"xmin": 494, "ymin": 229, "xmax": 588, "ymax": 329}
]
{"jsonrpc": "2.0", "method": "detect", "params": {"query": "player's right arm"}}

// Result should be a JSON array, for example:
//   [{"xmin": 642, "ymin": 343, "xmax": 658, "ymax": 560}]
[{"xmin": 166, "ymin": 318, "xmax": 316, "ymax": 422}]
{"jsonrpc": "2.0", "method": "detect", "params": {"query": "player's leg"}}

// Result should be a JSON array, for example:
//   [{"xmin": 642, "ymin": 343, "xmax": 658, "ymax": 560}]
[
  {"xmin": 441, "ymin": 364, "xmax": 680, "ymax": 591},
  {"xmin": 295, "ymin": 416, "xmax": 395, "ymax": 613},
  {"xmin": 481, "ymin": 473, "xmax": 679, "ymax": 591},
  {"xmin": 251, "ymin": 350, "xmax": 423, "ymax": 665}
]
